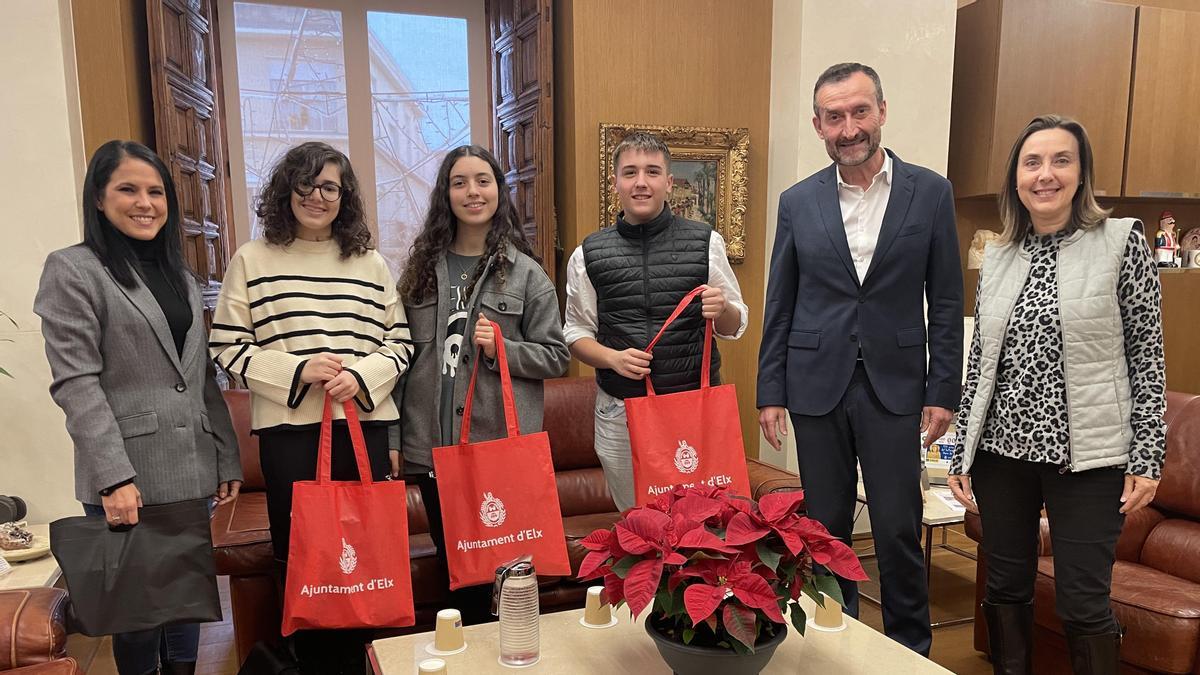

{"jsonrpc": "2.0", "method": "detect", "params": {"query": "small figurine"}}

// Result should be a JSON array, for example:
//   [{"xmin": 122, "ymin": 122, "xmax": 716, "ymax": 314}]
[
  {"xmin": 1154, "ymin": 211, "xmax": 1179, "ymax": 268},
  {"xmin": 968, "ymin": 229, "xmax": 999, "ymax": 270}
]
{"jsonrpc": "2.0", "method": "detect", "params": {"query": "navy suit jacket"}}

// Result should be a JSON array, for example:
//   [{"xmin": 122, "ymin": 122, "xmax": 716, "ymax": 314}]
[{"xmin": 757, "ymin": 150, "xmax": 963, "ymax": 417}]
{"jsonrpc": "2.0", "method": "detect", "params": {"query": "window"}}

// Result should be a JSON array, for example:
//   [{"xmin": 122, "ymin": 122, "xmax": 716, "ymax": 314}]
[{"xmin": 220, "ymin": 0, "xmax": 487, "ymax": 279}]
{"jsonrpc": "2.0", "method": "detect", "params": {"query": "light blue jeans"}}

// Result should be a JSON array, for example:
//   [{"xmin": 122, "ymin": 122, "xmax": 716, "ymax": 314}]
[
  {"xmin": 82, "ymin": 502, "xmax": 202, "ymax": 675},
  {"xmin": 593, "ymin": 388, "xmax": 635, "ymax": 511}
]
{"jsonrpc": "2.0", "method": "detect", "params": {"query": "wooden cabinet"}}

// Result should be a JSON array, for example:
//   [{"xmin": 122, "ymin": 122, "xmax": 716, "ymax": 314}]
[
  {"xmin": 1124, "ymin": 6, "xmax": 1200, "ymax": 198},
  {"xmin": 948, "ymin": 0, "xmax": 1136, "ymax": 198}
]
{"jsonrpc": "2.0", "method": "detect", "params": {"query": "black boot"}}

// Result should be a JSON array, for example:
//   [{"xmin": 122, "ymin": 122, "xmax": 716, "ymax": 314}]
[
  {"xmin": 1065, "ymin": 627, "xmax": 1121, "ymax": 675},
  {"xmin": 982, "ymin": 601, "xmax": 1034, "ymax": 675},
  {"xmin": 161, "ymin": 662, "xmax": 196, "ymax": 675}
]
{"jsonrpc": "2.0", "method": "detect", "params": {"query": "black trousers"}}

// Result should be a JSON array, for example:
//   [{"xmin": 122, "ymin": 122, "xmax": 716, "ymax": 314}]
[
  {"xmin": 972, "ymin": 450, "xmax": 1125, "ymax": 635},
  {"xmin": 259, "ymin": 424, "xmax": 391, "ymax": 675},
  {"xmin": 408, "ymin": 469, "xmax": 497, "ymax": 625},
  {"xmin": 790, "ymin": 364, "xmax": 931, "ymax": 655}
]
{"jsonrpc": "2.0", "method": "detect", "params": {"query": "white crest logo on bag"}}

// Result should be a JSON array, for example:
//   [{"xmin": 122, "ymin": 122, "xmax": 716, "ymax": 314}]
[
  {"xmin": 674, "ymin": 440, "xmax": 699, "ymax": 474},
  {"xmin": 479, "ymin": 492, "xmax": 506, "ymax": 528},
  {"xmin": 338, "ymin": 538, "xmax": 358, "ymax": 575}
]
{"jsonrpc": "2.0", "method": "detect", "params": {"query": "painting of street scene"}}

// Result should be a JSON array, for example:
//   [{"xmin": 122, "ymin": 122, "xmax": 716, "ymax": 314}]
[{"xmin": 669, "ymin": 159, "xmax": 719, "ymax": 229}]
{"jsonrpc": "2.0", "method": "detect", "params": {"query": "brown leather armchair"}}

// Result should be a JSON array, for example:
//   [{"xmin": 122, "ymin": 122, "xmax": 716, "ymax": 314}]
[
  {"xmin": 212, "ymin": 376, "xmax": 803, "ymax": 664},
  {"xmin": 965, "ymin": 391, "xmax": 1200, "ymax": 674},
  {"xmin": 0, "ymin": 588, "xmax": 80, "ymax": 674}
]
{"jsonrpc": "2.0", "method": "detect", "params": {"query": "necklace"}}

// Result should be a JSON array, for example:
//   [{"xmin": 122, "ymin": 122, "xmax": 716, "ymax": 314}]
[{"xmin": 448, "ymin": 253, "xmax": 474, "ymax": 282}]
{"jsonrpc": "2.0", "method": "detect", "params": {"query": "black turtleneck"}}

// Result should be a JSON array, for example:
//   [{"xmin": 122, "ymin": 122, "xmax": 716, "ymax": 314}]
[
  {"xmin": 123, "ymin": 234, "xmax": 191, "ymax": 356},
  {"xmin": 616, "ymin": 204, "xmax": 673, "ymax": 239}
]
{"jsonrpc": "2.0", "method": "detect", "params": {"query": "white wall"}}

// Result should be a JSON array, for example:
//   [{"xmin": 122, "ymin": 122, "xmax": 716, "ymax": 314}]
[
  {"xmin": 758, "ymin": 0, "xmax": 958, "ymax": 475},
  {"xmin": 0, "ymin": 0, "xmax": 87, "ymax": 523}
]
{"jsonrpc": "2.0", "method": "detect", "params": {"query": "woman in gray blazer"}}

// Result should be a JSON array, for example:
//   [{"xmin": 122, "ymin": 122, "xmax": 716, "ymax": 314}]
[{"xmin": 35, "ymin": 140, "xmax": 242, "ymax": 675}]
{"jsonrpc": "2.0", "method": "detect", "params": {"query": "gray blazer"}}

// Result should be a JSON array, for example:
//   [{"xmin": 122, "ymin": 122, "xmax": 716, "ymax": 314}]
[
  {"xmin": 390, "ymin": 244, "xmax": 570, "ymax": 468},
  {"xmin": 34, "ymin": 245, "xmax": 242, "ymax": 505}
]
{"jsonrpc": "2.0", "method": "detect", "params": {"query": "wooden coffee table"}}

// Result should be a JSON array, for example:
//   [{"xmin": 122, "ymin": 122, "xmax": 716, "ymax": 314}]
[{"xmin": 369, "ymin": 595, "xmax": 952, "ymax": 674}]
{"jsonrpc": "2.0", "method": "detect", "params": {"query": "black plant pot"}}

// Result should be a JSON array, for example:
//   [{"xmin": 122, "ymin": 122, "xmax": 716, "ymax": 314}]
[{"xmin": 644, "ymin": 616, "xmax": 788, "ymax": 675}]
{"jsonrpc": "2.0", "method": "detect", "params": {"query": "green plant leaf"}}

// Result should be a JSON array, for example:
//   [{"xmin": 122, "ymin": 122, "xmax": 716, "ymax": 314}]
[
  {"xmin": 756, "ymin": 541, "xmax": 782, "ymax": 572},
  {"xmin": 0, "ymin": 367, "xmax": 10, "ymax": 378},
  {"xmin": 682, "ymin": 627, "xmax": 695, "ymax": 645},
  {"xmin": 813, "ymin": 574, "xmax": 845, "ymax": 607},
  {"xmin": 611, "ymin": 555, "xmax": 640, "ymax": 579},
  {"xmin": 655, "ymin": 588, "xmax": 679, "ymax": 617},
  {"xmin": 801, "ymin": 579, "xmax": 823, "ymax": 606},
  {"xmin": 789, "ymin": 601, "xmax": 807, "ymax": 637}
]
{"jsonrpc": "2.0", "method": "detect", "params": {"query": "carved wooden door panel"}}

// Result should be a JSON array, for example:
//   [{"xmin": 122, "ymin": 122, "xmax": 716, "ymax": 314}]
[
  {"xmin": 146, "ymin": 0, "xmax": 232, "ymax": 326},
  {"xmin": 488, "ymin": 0, "xmax": 555, "ymax": 282}
]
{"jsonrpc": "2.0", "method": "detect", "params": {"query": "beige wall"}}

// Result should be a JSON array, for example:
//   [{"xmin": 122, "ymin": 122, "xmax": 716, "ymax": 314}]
[
  {"xmin": 758, "ymin": 0, "xmax": 958, "ymax": 470},
  {"xmin": 0, "ymin": 0, "xmax": 88, "ymax": 522}
]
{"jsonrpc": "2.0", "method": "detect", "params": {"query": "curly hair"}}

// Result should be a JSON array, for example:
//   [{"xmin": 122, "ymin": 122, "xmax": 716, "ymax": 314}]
[
  {"xmin": 398, "ymin": 145, "xmax": 536, "ymax": 305},
  {"xmin": 255, "ymin": 142, "xmax": 373, "ymax": 258}
]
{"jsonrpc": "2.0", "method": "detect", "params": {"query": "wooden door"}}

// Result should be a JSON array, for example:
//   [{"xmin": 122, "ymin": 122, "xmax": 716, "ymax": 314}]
[
  {"xmin": 1124, "ymin": 6, "xmax": 1200, "ymax": 198},
  {"xmin": 488, "ymin": 0, "xmax": 556, "ymax": 282},
  {"xmin": 146, "ymin": 0, "xmax": 233, "ymax": 325}
]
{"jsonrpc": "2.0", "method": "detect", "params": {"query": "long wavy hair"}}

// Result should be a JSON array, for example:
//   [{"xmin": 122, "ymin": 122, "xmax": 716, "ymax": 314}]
[
  {"xmin": 255, "ymin": 142, "xmax": 372, "ymax": 257},
  {"xmin": 998, "ymin": 114, "xmax": 1110, "ymax": 245},
  {"xmin": 82, "ymin": 140, "xmax": 190, "ymax": 297},
  {"xmin": 398, "ymin": 145, "xmax": 535, "ymax": 305}
]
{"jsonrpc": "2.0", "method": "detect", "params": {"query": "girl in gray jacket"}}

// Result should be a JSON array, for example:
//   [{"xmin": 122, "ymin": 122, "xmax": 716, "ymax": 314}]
[{"xmin": 390, "ymin": 145, "xmax": 570, "ymax": 621}]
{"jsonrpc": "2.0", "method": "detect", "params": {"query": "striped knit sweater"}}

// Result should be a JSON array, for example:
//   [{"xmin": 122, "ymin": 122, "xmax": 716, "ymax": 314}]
[{"xmin": 209, "ymin": 238, "xmax": 412, "ymax": 431}]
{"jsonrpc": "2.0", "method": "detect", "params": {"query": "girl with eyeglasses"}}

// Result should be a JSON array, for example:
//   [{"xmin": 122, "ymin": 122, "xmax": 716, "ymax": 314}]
[{"xmin": 209, "ymin": 142, "xmax": 411, "ymax": 673}]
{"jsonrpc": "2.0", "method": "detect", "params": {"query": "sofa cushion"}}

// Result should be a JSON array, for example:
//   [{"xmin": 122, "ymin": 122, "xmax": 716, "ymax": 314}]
[
  {"xmin": 543, "ymin": 377, "xmax": 600, "ymax": 471},
  {"xmin": 6, "ymin": 658, "xmax": 80, "ymax": 674},
  {"xmin": 1115, "ymin": 506, "xmax": 1165, "ymax": 562},
  {"xmin": 1140, "ymin": 519, "xmax": 1200, "ymax": 585},
  {"xmin": 0, "ymin": 589, "xmax": 70, "ymax": 670},
  {"xmin": 1035, "ymin": 557, "xmax": 1200, "ymax": 673},
  {"xmin": 557, "ymin": 467, "xmax": 617, "ymax": 517},
  {"xmin": 1158, "ymin": 392, "xmax": 1200, "ymax": 520}
]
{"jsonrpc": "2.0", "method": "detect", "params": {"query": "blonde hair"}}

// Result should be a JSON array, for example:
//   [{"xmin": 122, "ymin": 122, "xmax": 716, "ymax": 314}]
[{"xmin": 997, "ymin": 114, "xmax": 1110, "ymax": 245}]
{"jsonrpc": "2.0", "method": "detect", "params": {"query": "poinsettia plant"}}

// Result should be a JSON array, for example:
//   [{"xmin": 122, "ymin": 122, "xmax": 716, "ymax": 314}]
[{"xmin": 578, "ymin": 485, "xmax": 868, "ymax": 653}]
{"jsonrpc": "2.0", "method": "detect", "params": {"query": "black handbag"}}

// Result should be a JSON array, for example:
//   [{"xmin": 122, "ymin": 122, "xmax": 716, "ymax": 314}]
[
  {"xmin": 237, "ymin": 641, "xmax": 301, "ymax": 675},
  {"xmin": 49, "ymin": 498, "xmax": 222, "ymax": 636}
]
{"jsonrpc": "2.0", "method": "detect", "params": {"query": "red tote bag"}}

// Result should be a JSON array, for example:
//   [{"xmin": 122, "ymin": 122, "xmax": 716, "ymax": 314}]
[
  {"xmin": 625, "ymin": 286, "xmax": 753, "ymax": 506},
  {"xmin": 433, "ymin": 321, "xmax": 572, "ymax": 590},
  {"xmin": 281, "ymin": 397, "xmax": 415, "ymax": 635}
]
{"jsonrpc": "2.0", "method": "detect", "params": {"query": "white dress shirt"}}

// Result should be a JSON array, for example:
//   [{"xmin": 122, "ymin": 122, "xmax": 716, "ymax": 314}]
[
  {"xmin": 838, "ymin": 152, "xmax": 893, "ymax": 283},
  {"xmin": 563, "ymin": 230, "xmax": 748, "ymax": 346}
]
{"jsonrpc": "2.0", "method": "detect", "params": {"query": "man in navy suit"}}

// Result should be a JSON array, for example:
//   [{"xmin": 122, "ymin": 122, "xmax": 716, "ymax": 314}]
[{"xmin": 757, "ymin": 63, "xmax": 962, "ymax": 655}]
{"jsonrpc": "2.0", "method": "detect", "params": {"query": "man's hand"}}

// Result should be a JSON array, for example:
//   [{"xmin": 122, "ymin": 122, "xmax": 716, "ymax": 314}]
[
  {"xmin": 921, "ymin": 406, "xmax": 953, "ymax": 449},
  {"xmin": 215, "ymin": 480, "xmax": 242, "ymax": 506},
  {"xmin": 758, "ymin": 406, "xmax": 789, "ymax": 451},
  {"xmin": 388, "ymin": 449, "xmax": 401, "ymax": 479},
  {"xmin": 607, "ymin": 348, "xmax": 653, "ymax": 380},
  {"xmin": 474, "ymin": 313, "xmax": 497, "ymax": 359},
  {"xmin": 300, "ymin": 353, "xmax": 343, "ymax": 384},
  {"xmin": 324, "ymin": 370, "xmax": 360, "ymax": 403},
  {"xmin": 700, "ymin": 285, "xmax": 727, "ymax": 320},
  {"xmin": 101, "ymin": 483, "xmax": 143, "ymax": 526},
  {"xmin": 1120, "ymin": 475, "xmax": 1159, "ymax": 514},
  {"xmin": 947, "ymin": 475, "xmax": 978, "ymax": 514}
]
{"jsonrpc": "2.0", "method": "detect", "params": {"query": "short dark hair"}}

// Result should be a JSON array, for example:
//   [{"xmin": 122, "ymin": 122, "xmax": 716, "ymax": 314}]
[
  {"xmin": 812, "ymin": 62, "xmax": 884, "ymax": 115},
  {"xmin": 612, "ymin": 131, "xmax": 671, "ymax": 172},
  {"xmin": 82, "ymin": 139, "xmax": 190, "ymax": 296},
  {"xmin": 256, "ymin": 142, "xmax": 373, "ymax": 258}
]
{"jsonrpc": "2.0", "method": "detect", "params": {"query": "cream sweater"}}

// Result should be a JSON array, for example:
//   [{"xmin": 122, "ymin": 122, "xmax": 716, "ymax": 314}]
[{"xmin": 209, "ymin": 238, "xmax": 411, "ymax": 431}]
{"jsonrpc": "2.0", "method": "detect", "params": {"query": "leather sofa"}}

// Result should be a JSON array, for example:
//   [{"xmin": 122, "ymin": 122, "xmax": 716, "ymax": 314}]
[
  {"xmin": 965, "ymin": 390, "xmax": 1200, "ymax": 673},
  {"xmin": 0, "ymin": 588, "xmax": 79, "ymax": 674},
  {"xmin": 212, "ymin": 376, "xmax": 803, "ymax": 663}
]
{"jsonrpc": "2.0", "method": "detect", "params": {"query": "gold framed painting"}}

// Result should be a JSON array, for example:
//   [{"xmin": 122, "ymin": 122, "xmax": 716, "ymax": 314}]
[{"xmin": 599, "ymin": 123, "xmax": 749, "ymax": 263}]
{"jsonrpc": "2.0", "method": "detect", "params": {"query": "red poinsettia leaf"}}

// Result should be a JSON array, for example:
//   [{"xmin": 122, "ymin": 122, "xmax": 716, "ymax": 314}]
[
  {"xmin": 616, "ymin": 509, "xmax": 672, "ymax": 555},
  {"xmin": 775, "ymin": 526, "xmax": 807, "ymax": 556},
  {"xmin": 725, "ymin": 511, "xmax": 769, "ymax": 546},
  {"xmin": 793, "ymin": 516, "xmax": 841, "ymax": 542},
  {"xmin": 676, "ymin": 527, "xmax": 740, "ymax": 553},
  {"xmin": 663, "ymin": 551, "xmax": 688, "ymax": 566},
  {"xmin": 604, "ymin": 571, "xmax": 625, "ymax": 606},
  {"xmin": 682, "ymin": 583, "xmax": 726, "ymax": 626},
  {"xmin": 623, "ymin": 558, "xmax": 665, "ymax": 619},
  {"xmin": 580, "ymin": 529, "xmax": 614, "ymax": 552},
  {"xmin": 667, "ymin": 569, "xmax": 687, "ymax": 594},
  {"xmin": 722, "ymin": 602, "xmax": 758, "ymax": 650},
  {"xmin": 673, "ymin": 495, "xmax": 725, "ymax": 524},
  {"xmin": 577, "ymin": 549, "xmax": 612, "ymax": 580},
  {"xmin": 758, "ymin": 490, "xmax": 806, "ymax": 523},
  {"xmin": 731, "ymin": 575, "xmax": 786, "ymax": 624},
  {"xmin": 809, "ymin": 539, "xmax": 869, "ymax": 582}
]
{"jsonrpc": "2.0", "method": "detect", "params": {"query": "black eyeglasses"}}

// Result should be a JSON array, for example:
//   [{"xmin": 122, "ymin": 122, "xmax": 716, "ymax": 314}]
[{"xmin": 295, "ymin": 180, "xmax": 343, "ymax": 202}]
